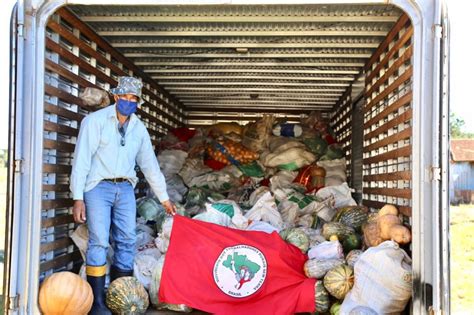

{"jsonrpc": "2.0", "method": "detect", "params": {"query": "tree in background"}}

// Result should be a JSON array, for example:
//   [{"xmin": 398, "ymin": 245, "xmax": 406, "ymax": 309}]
[{"xmin": 450, "ymin": 112, "xmax": 474, "ymax": 139}]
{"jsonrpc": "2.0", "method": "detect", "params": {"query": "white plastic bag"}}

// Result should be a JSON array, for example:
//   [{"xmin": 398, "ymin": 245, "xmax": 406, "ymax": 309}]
[
  {"xmin": 202, "ymin": 200, "xmax": 249, "ymax": 229},
  {"xmin": 316, "ymin": 182, "xmax": 356, "ymax": 208},
  {"xmin": 193, "ymin": 207, "xmax": 231, "ymax": 227},
  {"xmin": 317, "ymin": 158, "xmax": 347, "ymax": 186},
  {"xmin": 247, "ymin": 186, "xmax": 271, "ymax": 206},
  {"xmin": 308, "ymin": 240, "xmax": 344, "ymax": 260},
  {"xmin": 246, "ymin": 221, "xmax": 279, "ymax": 234},
  {"xmin": 340, "ymin": 241, "xmax": 413, "ymax": 314},
  {"xmin": 244, "ymin": 192, "xmax": 283, "ymax": 230},
  {"xmin": 158, "ymin": 150, "xmax": 188, "ymax": 177},
  {"xmin": 133, "ymin": 249, "xmax": 161, "ymax": 290},
  {"xmin": 269, "ymin": 170, "xmax": 298, "ymax": 191},
  {"xmin": 178, "ymin": 158, "xmax": 212, "ymax": 186}
]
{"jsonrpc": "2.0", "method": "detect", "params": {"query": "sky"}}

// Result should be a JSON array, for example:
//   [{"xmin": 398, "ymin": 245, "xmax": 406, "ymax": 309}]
[{"xmin": 0, "ymin": 0, "xmax": 472, "ymax": 149}]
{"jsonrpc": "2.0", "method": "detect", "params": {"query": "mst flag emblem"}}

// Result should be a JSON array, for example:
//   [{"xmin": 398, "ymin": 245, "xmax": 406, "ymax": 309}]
[
  {"xmin": 159, "ymin": 215, "xmax": 316, "ymax": 315},
  {"xmin": 213, "ymin": 245, "xmax": 267, "ymax": 298}
]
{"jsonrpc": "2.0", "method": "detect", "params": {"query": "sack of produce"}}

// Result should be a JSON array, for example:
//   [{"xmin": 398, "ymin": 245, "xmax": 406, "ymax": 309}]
[
  {"xmin": 272, "ymin": 123, "xmax": 303, "ymax": 137},
  {"xmin": 207, "ymin": 139, "xmax": 259, "ymax": 166},
  {"xmin": 237, "ymin": 160, "xmax": 265, "ymax": 178},
  {"xmin": 340, "ymin": 241, "xmax": 412, "ymax": 314},
  {"xmin": 319, "ymin": 144, "xmax": 345, "ymax": 160},
  {"xmin": 303, "ymin": 136, "xmax": 328, "ymax": 156},
  {"xmin": 194, "ymin": 200, "xmax": 249, "ymax": 229},
  {"xmin": 268, "ymin": 137, "xmax": 305, "ymax": 153},
  {"xmin": 263, "ymin": 147, "xmax": 316, "ymax": 171},
  {"xmin": 241, "ymin": 114, "xmax": 275, "ymax": 152},
  {"xmin": 317, "ymin": 158, "xmax": 347, "ymax": 186},
  {"xmin": 244, "ymin": 191, "xmax": 283, "ymax": 230},
  {"xmin": 269, "ymin": 170, "xmax": 298, "ymax": 191},
  {"xmin": 207, "ymin": 122, "xmax": 243, "ymax": 137},
  {"xmin": 137, "ymin": 197, "xmax": 165, "ymax": 222},
  {"xmin": 79, "ymin": 87, "xmax": 111, "ymax": 107},
  {"xmin": 178, "ymin": 158, "xmax": 212, "ymax": 187},
  {"xmin": 316, "ymin": 183, "xmax": 356, "ymax": 208},
  {"xmin": 157, "ymin": 150, "xmax": 188, "ymax": 177}
]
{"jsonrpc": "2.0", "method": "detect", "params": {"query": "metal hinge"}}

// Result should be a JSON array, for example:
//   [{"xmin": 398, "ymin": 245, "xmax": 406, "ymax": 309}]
[
  {"xmin": 433, "ymin": 24, "xmax": 443, "ymax": 39},
  {"xmin": 429, "ymin": 166, "xmax": 441, "ymax": 181},
  {"xmin": 17, "ymin": 23, "xmax": 24, "ymax": 38},
  {"xmin": 14, "ymin": 159, "xmax": 23, "ymax": 173},
  {"xmin": 428, "ymin": 306, "xmax": 445, "ymax": 315},
  {"xmin": 7, "ymin": 294, "xmax": 19, "ymax": 311}
]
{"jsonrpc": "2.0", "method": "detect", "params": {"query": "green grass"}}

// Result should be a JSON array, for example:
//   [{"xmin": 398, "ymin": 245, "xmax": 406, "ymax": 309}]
[{"xmin": 450, "ymin": 204, "xmax": 474, "ymax": 313}]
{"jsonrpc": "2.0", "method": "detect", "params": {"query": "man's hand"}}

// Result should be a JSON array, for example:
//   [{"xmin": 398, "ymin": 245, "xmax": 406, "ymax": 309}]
[
  {"xmin": 162, "ymin": 200, "xmax": 177, "ymax": 216},
  {"xmin": 73, "ymin": 200, "xmax": 87, "ymax": 223}
]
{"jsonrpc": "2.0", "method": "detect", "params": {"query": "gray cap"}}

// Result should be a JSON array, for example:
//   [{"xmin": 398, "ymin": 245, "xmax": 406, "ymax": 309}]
[{"xmin": 110, "ymin": 76, "xmax": 144, "ymax": 104}]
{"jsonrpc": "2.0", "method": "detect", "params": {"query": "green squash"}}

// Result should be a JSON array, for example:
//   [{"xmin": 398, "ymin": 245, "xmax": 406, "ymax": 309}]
[
  {"xmin": 335, "ymin": 206, "xmax": 368, "ymax": 231},
  {"xmin": 330, "ymin": 301, "xmax": 342, "ymax": 315},
  {"xmin": 342, "ymin": 233, "xmax": 362, "ymax": 253},
  {"xmin": 149, "ymin": 256, "xmax": 193, "ymax": 312},
  {"xmin": 304, "ymin": 258, "xmax": 345, "ymax": 279},
  {"xmin": 106, "ymin": 277, "xmax": 149, "ymax": 315},
  {"xmin": 345, "ymin": 249, "xmax": 364, "ymax": 268},
  {"xmin": 322, "ymin": 222, "xmax": 355, "ymax": 240},
  {"xmin": 314, "ymin": 280, "xmax": 330, "ymax": 313},
  {"xmin": 283, "ymin": 228, "xmax": 310, "ymax": 253},
  {"xmin": 323, "ymin": 265, "xmax": 354, "ymax": 300}
]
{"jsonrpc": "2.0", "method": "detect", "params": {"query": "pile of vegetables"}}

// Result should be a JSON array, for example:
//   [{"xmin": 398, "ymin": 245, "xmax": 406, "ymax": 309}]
[{"xmin": 293, "ymin": 203, "xmax": 412, "ymax": 313}]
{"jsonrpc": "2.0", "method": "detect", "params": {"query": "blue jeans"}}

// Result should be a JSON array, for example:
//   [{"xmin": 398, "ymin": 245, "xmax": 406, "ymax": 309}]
[{"xmin": 84, "ymin": 180, "xmax": 136, "ymax": 271}]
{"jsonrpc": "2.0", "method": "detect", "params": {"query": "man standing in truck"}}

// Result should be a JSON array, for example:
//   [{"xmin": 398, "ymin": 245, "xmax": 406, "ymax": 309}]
[{"xmin": 70, "ymin": 76, "xmax": 176, "ymax": 315}]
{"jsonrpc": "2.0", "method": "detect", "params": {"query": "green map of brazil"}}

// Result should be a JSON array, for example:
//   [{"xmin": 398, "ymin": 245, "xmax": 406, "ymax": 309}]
[{"xmin": 223, "ymin": 252, "xmax": 261, "ymax": 290}]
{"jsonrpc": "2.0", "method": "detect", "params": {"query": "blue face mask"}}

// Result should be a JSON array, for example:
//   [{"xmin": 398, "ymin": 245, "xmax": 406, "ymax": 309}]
[{"xmin": 116, "ymin": 98, "xmax": 138, "ymax": 116}]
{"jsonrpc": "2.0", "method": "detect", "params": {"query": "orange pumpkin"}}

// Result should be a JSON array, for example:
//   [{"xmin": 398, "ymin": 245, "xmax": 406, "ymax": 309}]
[{"xmin": 39, "ymin": 271, "xmax": 93, "ymax": 315}]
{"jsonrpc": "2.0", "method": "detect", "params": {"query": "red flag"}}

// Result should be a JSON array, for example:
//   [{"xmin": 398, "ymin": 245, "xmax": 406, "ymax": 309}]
[{"xmin": 159, "ymin": 215, "xmax": 316, "ymax": 315}]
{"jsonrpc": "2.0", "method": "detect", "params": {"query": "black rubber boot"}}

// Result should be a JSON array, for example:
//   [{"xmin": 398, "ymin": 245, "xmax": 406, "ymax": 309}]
[
  {"xmin": 110, "ymin": 265, "xmax": 133, "ymax": 283},
  {"xmin": 87, "ymin": 275, "xmax": 112, "ymax": 315}
]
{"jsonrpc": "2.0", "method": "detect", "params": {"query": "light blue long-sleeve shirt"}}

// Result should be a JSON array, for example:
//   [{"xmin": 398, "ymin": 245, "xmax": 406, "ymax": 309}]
[{"xmin": 70, "ymin": 104, "xmax": 169, "ymax": 202}]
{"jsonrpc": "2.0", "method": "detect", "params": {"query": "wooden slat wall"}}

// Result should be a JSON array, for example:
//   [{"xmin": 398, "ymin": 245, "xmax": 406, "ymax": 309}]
[
  {"xmin": 40, "ymin": 8, "xmax": 184, "ymax": 276},
  {"xmin": 362, "ymin": 14, "xmax": 413, "ymax": 217},
  {"xmin": 330, "ymin": 89, "xmax": 353, "ymax": 183}
]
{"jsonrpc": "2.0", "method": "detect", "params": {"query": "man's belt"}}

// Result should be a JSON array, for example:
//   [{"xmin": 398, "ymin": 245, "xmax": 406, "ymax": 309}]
[{"xmin": 103, "ymin": 178, "xmax": 128, "ymax": 183}]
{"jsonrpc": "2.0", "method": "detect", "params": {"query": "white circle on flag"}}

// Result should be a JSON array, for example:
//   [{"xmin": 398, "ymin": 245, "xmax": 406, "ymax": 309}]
[{"xmin": 213, "ymin": 245, "xmax": 267, "ymax": 298}]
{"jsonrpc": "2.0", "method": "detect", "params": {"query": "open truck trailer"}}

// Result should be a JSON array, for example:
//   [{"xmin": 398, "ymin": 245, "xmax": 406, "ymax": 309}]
[{"xmin": 4, "ymin": 0, "xmax": 450, "ymax": 313}]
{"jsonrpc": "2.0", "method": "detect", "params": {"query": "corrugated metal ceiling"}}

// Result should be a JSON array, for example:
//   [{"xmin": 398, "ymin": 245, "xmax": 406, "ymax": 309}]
[{"xmin": 69, "ymin": 4, "xmax": 402, "ymax": 119}]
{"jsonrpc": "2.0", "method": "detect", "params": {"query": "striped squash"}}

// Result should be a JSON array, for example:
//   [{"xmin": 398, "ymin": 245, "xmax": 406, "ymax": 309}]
[
  {"xmin": 322, "ymin": 222, "xmax": 355, "ymax": 240},
  {"xmin": 345, "ymin": 249, "xmax": 364, "ymax": 268},
  {"xmin": 283, "ymin": 228, "xmax": 310, "ymax": 253},
  {"xmin": 304, "ymin": 258, "xmax": 345, "ymax": 279},
  {"xmin": 314, "ymin": 280, "xmax": 330, "ymax": 313},
  {"xmin": 335, "ymin": 206, "xmax": 369, "ymax": 231},
  {"xmin": 323, "ymin": 265, "xmax": 354, "ymax": 300},
  {"xmin": 106, "ymin": 277, "xmax": 149, "ymax": 314}
]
